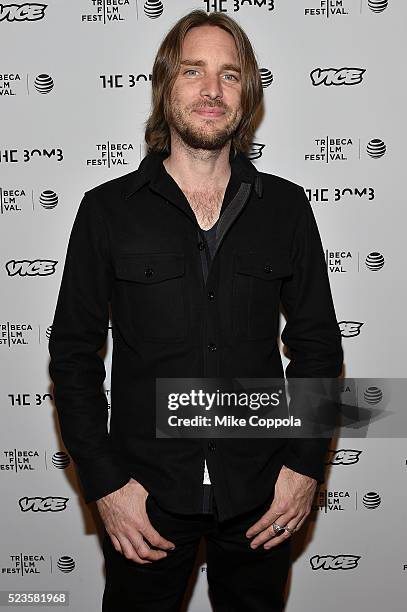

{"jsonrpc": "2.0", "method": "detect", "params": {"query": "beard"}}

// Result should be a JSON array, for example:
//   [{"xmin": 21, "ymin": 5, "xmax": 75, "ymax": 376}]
[{"xmin": 167, "ymin": 97, "xmax": 242, "ymax": 151}]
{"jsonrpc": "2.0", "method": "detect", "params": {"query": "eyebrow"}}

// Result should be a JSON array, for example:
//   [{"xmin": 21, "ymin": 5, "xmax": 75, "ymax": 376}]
[{"xmin": 180, "ymin": 59, "xmax": 241, "ymax": 73}]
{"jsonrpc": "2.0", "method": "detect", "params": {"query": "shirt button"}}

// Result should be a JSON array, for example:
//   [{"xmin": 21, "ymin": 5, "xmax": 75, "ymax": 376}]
[
  {"xmin": 264, "ymin": 264, "xmax": 272, "ymax": 273},
  {"xmin": 144, "ymin": 267, "xmax": 154, "ymax": 278},
  {"xmin": 198, "ymin": 241, "xmax": 205, "ymax": 250},
  {"xmin": 207, "ymin": 343, "xmax": 217, "ymax": 352},
  {"xmin": 208, "ymin": 441, "xmax": 216, "ymax": 451},
  {"xmin": 208, "ymin": 290, "xmax": 215, "ymax": 300}
]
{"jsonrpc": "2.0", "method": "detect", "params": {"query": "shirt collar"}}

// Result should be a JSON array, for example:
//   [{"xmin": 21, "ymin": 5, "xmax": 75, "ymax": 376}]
[{"xmin": 123, "ymin": 148, "xmax": 263, "ymax": 200}]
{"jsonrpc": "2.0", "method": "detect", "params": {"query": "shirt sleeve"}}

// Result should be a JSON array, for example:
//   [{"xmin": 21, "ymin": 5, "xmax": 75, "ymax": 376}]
[
  {"xmin": 48, "ymin": 191, "xmax": 131, "ymax": 503},
  {"xmin": 280, "ymin": 186, "xmax": 344, "ymax": 483}
]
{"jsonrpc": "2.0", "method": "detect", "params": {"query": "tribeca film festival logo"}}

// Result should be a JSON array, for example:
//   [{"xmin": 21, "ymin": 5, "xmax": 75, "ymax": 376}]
[
  {"xmin": 0, "ymin": 322, "xmax": 54, "ymax": 347},
  {"xmin": 0, "ymin": 321, "xmax": 58, "ymax": 344},
  {"xmin": 87, "ymin": 141, "xmax": 134, "ymax": 167},
  {"xmin": 0, "ymin": 73, "xmax": 54, "ymax": 97},
  {"xmin": 1, "ymin": 553, "xmax": 76, "ymax": 576},
  {"xmin": 0, "ymin": 450, "xmax": 69, "ymax": 473},
  {"xmin": 0, "ymin": 188, "xmax": 59, "ymax": 215},
  {"xmin": 81, "ymin": 0, "xmax": 134, "ymax": 23},
  {"xmin": 205, "ymin": 0, "xmax": 274, "ymax": 13},
  {"xmin": 313, "ymin": 488, "xmax": 382, "ymax": 512},
  {"xmin": 310, "ymin": 554, "xmax": 361, "ymax": 570},
  {"xmin": 304, "ymin": 0, "xmax": 389, "ymax": 17},
  {"xmin": 0, "ymin": 320, "xmax": 105, "ymax": 350},
  {"xmin": 1, "ymin": 322, "xmax": 35, "ymax": 347},
  {"xmin": 0, "ymin": 3, "xmax": 47, "ymax": 22},
  {"xmin": 81, "ymin": 0, "xmax": 165, "ymax": 24},
  {"xmin": 304, "ymin": 137, "xmax": 386, "ymax": 162},
  {"xmin": 0, "ymin": 147, "xmax": 63, "ymax": 164},
  {"xmin": 325, "ymin": 250, "xmax": 385, "ymax": 273}
]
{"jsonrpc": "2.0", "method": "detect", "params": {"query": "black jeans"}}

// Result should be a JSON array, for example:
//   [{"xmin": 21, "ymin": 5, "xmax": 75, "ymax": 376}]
[{"xmin": 102, "ymin": 493, "xmax": 291, "ymax": 611}]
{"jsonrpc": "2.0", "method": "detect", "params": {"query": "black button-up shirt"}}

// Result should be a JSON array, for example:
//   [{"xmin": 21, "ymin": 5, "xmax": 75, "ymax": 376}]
[
  {"xmin": 48, "ymin": 148, "xmax": 343, "ymax": 521},
  {"xmin": 201, "ymin": 221, "xmax": 218, "ymax": 514},
  {"xmin": 196, "ymin": 166, "xmax": 240, "ymax": 515}
]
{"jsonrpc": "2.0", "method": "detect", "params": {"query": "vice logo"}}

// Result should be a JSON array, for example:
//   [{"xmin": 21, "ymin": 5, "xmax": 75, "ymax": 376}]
[
  {"xmin": 339, "ymin": 321, "xmax": 364, "ymax": 337},
  {"xmin": 19, "ymin": 496, "xmax": 69, "ymax": 512},
  {"xmin": 0, "ymin": 3, "xmax": 47, "ymax": 22},
  {"xmin": 310, "ymin": 67, "xmax": 366, "ymax": 86},
  {"xmin": 310, "ymin": 554, "xmax": 361, "ymax": 570},
  {"xmin": 6, "ymin": 260, "xmax": 57, "ymax": 276},
  {"xmin": 248, "ymin": 142, "xmax": 265, "ymax": 160},
  {"xmin": 327, "ymin": 449, "xmax": 362, "ymax": 465}
]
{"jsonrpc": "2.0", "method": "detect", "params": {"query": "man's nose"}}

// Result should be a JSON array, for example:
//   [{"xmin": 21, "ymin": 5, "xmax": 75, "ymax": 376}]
[{"xmin": 200, "ymin": 75, "xmax": 223, "ymax": 101}]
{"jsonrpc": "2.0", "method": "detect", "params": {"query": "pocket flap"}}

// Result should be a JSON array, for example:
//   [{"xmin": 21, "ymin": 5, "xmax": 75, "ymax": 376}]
[
  {"xmin": 115, "ymin": 253, "xmax": 185, "ymax": 283},
  {"xmin": 235, "ymin": 252, "xmax": 293, "ymax": 280}
]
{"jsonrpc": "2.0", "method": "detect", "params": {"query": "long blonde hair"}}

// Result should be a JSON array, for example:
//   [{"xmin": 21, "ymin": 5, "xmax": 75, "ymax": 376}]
[{"xmin": 144, "ymin": 9, "xmax": 263, "ymax": 155}]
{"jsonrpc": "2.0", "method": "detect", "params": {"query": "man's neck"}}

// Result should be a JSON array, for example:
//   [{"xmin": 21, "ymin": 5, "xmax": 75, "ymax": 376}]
[{"xmin": 163, "ymin": 140, "xmax": 232, "ymax": 193}]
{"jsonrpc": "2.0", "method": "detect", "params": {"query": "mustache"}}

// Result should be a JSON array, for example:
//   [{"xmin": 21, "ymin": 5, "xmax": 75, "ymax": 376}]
[{"xmin": 193, "ymin": 103, "xmax": 227, "ymax": 111}]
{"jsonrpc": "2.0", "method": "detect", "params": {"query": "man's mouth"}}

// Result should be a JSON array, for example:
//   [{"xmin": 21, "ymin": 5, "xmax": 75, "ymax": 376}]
[{"xmin": 194, "ymin": 108, "xmax": 225, "ymax": 117}]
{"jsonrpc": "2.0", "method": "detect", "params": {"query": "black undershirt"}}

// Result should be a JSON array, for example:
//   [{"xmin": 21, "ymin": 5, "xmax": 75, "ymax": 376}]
[{"xmin": 202, "ymin": 220, "xmax": 218, "ymax": 259}]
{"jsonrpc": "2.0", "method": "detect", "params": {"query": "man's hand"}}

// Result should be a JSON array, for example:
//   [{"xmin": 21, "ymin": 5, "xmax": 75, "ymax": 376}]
[
  {"xmin": 245, "ymin": 465, "xmax": 318, "ymax": 549},
  {"xmin": 96, "ymin": 477, "xmax": 176, "ymax": 564}
]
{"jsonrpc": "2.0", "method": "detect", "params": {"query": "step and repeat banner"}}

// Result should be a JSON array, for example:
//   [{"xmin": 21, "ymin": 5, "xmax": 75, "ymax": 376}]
[{"xmin": 1, "ymin": 1, "xmax": 406, "ymax": 610}]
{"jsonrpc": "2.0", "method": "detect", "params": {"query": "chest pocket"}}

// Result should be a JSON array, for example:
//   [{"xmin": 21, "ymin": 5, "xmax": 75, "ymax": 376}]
[
  {"xmin": 115, "ymin": 252, "xmax": 187, "ymax": 342},
  {"xmin": 233, "ymin": 251, "xmax": 293, "ymax": 340}
]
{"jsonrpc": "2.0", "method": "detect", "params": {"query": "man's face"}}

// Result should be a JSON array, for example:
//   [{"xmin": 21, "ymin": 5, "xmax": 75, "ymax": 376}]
[{"xmin": 167, "ymin": 25, "xmax": 243, "ymax": 151}]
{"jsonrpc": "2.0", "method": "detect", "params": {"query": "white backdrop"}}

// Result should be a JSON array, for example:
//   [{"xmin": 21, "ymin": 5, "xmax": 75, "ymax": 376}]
[{"xmin": 1, "ymin": 0, "xmax": 406, "ymax": 610}]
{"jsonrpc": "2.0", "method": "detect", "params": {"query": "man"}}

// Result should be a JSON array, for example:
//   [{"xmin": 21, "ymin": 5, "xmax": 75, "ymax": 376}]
[{"xmin": 49, "ymin": 9, "xmax": 343, "ymax": 612}]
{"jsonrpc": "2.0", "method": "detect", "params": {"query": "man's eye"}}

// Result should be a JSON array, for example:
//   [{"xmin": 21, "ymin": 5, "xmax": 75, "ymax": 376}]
[{"xmin": 183, "ymin": 70, "xmax": 238, "ymax": 81}]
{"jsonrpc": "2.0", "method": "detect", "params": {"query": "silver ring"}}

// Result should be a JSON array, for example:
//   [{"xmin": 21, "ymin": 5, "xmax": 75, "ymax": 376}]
[{"xmin": 272, "ymin": 522, "xmax": 286, "ymax": 535}]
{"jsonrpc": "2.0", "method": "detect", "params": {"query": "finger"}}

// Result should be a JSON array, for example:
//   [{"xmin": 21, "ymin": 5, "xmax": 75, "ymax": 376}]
[
  {"xmin": 245, "ymin": 507, "xmax": 280, "ymax": 539},
  {"xmin": 262, "ymin": 527, "xmax": 292, "ymax": 549},
  {"xmin": 110, "ymin": 533, "xmax": 122, "ymax": 554},
  {"xmin": 129, "ymin": 532, "xmax": 169, "ymax": 562},
  {"xmin": 290, "ymin": 513, "xmax": 308, "ymax": 533},
  {"xmin": 141, "ymin": 520, "xmax": 176, "ymax": 552},
  {"xmin": 116, "ymin": 534, "xmax": 153, "ymax": 564},
  {"xmin": 249, "ymin": 512, "xmax": 298, "ymax": 548},
  {"xmin": 263, "ymin": 512, "xmax": 308, "ymax": 549},
  {"xmin": 263, "ymin": 518, "xmax": 299, "ymax": 549}
]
